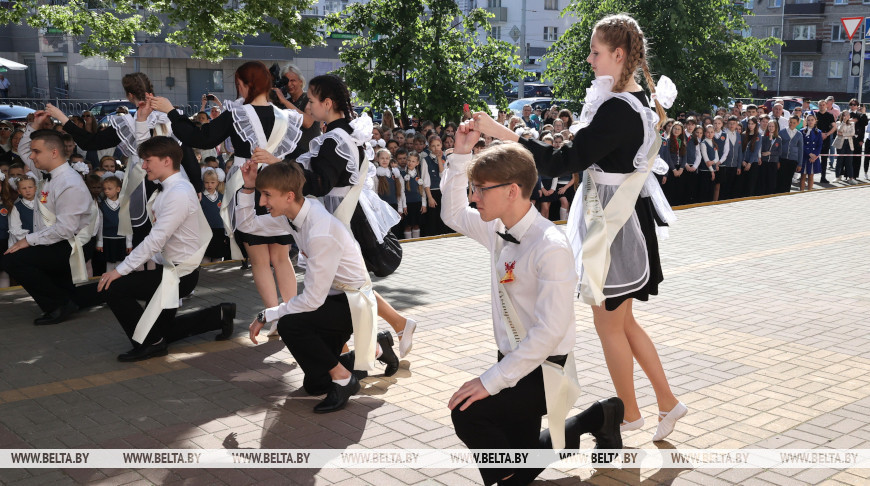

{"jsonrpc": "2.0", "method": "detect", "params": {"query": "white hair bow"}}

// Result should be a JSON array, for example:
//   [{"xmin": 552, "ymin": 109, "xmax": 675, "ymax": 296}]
[
  {"xmin": 72, "ymin": 161, "xmax": 90, "ymax": 176},
  {"xmin": 202, "ymin": 166, "xmax": 226, "ymax": 182},
  {"xmin": 651, "ymin": 76, "xmax": 677, "ymax": 109},
  {"xmin": 0, "ymin": 171, "xmax": 4, "ymax": 183},
  {"xmin": 101, "ymin": 171, "xmax": 125, "ymax": 181}
]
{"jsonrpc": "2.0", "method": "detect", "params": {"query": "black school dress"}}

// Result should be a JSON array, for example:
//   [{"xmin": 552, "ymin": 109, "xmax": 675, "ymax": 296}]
[{"xmin": 517, "ymin": 91, "xmax": 664, "ymax": 311}]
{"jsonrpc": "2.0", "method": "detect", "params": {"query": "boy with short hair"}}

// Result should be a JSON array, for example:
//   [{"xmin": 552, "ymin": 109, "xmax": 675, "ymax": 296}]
[{"xmin": 442, "ymin": 123, "xmax": 623, "ymax": 485}]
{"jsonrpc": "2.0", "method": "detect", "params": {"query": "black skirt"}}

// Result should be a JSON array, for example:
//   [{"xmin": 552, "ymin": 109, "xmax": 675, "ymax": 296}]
[
  {"xmin": 234, "ymin": 230, "xmax": 293, "ymax": 247},
  {"xmin": 101, "ymin": 237, "xmax": 128, "ymax": 263},
  {"xmin": 603, "ymin": 196, "xmax": 663, "ymax": 311}
]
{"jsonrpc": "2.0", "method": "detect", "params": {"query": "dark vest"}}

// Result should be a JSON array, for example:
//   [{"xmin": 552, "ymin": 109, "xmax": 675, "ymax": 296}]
[
  {"xmin": 200, "ymin": 192, "xmax": 224, "ymax": 228},
  {"xmin": 379, "ymin": 172, "xmax": 399, "ymax": 206},
  {"xmin": 14, "ymin": 199, "xmax": 34, "ymax": 233},
  {"xmin": 99, "ymin": 199, "xmax": 121, "ymax": 238},
  {"xmin": 425, "ymin": 154, "xmax": 442, "ymax": 190},
  {"xmin": 403, "ymin": 169, "xmax": 423, "ymax": 204}
]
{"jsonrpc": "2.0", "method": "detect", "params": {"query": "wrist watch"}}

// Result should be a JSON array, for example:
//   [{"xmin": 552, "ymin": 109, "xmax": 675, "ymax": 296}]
[{"xmin": 256, "ymin": 311, "xmax": 267, "ymax": 324}]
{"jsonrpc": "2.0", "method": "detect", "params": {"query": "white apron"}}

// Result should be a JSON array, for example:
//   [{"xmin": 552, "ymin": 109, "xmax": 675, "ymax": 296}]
[
  {"xmin": 494, "ymin": 236, "xmax": 581, "ymax": 451},
  {"xmin": 130, "ymin": 189, "xmax": 212, "ymax": 344}
]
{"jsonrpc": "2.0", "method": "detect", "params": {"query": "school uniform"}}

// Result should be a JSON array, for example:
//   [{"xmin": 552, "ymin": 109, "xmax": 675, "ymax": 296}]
[
  {"xmin": 778, "ymin": 128, "xmax": 803, "ymax": 193},
  {"xmin": 236, "ymin": 193, "xmax": 374, "ymax": 397},
  {"xmin": 376, "ymin": 167, "xmax": 405, "ymax": 239},
  {"xmin": 666, "ymin": 138, "xmax": 687, "ymax": 205},
  {"xmin": 2, "ymin": 163, "xmax": 92, "ymax": 317},
  {"xmin": 717, "ymin": 129, "xmax": 743, "ymax": 200},
  {"xmin": 201, "ymin": 190, "xmax": 230, "ymax": 260},
  {"xmin": 739, "ymin": 133, "xmax": 762, "ymax": 197},
  {"xmin": 759, "ymin": 135, "xmax": 781, "ymax": 195},
  {"xmin": 105, "ymin": 172, "xmax": 230, "ymax": 359},
  {"xmin": 8, "ymin": 198, "xmax": 35, "ymax": 244},
  {"xmin": 97, "ymin": 198, "xmax": 132, "ymax": 264},
  {"xmin": 0, "ymin": 203, "xmax": 9, "ymax": 270},
  {"xmin": 800, "ymin": 127, "xmax": 823, "ymax": 175},
  {"xmin": 849, "ymin": 111, "xmax": 868, "ymax": 178},
  {"xmin": 420, "ymin": 151, "xmax": 447, "ymax": 236},
  {"xmin": 401, "ymin": 167, "xmax": 427, "ymax": 233},
  {"xmin": 442, "ymin": 152, "xmax": 620, "ymax": 486},
  {"xmin": 698, "ymin": 139, "xmax": 719, "ymax": 203},
  {"xmin": 683, "ymin": 137, "xmax": 703, "ymax": 204}
]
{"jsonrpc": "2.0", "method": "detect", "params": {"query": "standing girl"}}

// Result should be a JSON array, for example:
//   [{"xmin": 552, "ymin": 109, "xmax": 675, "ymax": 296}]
[
  {"xmin": 698, "ymin": 125, "xmax": 719, "ymax": 203},
  {"xmin": 401, "ymin": 150, "xmax": 427, "ymax": 239},
  {"xmin": 683, "ymin": 125, "xmax": 703, "ymax": 204},
  {"xmin": 96, "ymin": 176, "xmax": 133, "ymax": 272},
  {"xmin": 759, "ymin": 117, "xmax": 782, "ymax": 195},
  {"xmin": 473, "ymin": 14, "xmax": 685, "ymax": 441},
  {"xmin": 740, "ymin": 116, "xmax": 762, "ymax": 197},
  {"xmin": 375, "ymin": 148, "xmax": 405, "ymax": 239},
  {"xmin": 799, "ymin": 114, "xmax": 822, "ymax": 191},
  {"xmin": 7, "ymin": 175, "xmax": 36, "ymax": 245},
  {"xmin": 666, "ymin": 122, "xmax": 687, "ymax": 205},
  {"xmin": 421, "ymin": 133, "xmax": 447, "ymax": 236},
  {"xmin": 833, "ymin": 112, "xmax": 855, "ymax": 183},
  {"xmin": 201, "ymin": 168, "xmax": 230, "ymax": 263}
]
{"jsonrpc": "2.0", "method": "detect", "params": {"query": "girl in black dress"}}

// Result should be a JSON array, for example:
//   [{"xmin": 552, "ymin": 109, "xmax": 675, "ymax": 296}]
[{"xmin": 473, "ymin": 13, "xmax": 685, "ymax": 442}]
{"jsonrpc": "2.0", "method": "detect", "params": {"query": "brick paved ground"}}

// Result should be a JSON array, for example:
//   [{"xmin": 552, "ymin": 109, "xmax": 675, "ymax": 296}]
[{"xmin": 1, "ymin": 185, "xmax": 870, "ymax": 485}]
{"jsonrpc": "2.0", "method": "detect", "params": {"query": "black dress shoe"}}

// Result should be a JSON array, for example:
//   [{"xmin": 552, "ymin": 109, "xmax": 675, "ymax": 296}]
[
  {"xmin": 313, "ymin": 375, "xmax": 360, "ymax": 413},
  {"xmin": 33, "ymin": 300, "xmax": 78, "ymax": 326},
  {"xmin": 820, "ymin": 178, "xmax": 829, "ymax": 184},
  {"xmin": 117, "ymin": 340, "xmax": 168, "ymax": 362},
  {"xmin": 338, "ymin": 351, "xmax": 368, "ymax": 380},
  {"xmin": 592, "ymin": 397, "xmax": 624, "ymax": 450},
  {"xmin": 215, "ymin": 302, "xmax": 237, "ymax": 341},
  {"xmin": 377, "ymin": 331, "xmax": 399, "ymax": 377},
  {"xmin": 239, "ymin": 259, "xmax": 250, "ymax": 270}
]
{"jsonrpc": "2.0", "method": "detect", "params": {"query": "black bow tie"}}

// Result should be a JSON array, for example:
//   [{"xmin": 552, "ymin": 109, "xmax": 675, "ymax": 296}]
[
  {"xmin": 496, "ymin": 231, "xmax": 519, "ymax": 244},
  {"xmin": 42, "ymin": 172, "xmax": 51, "ymax": 181},
  {"xmin": 287, "ymin": 218, "xmax": 298, "ymax": 231},
  {"xmin": 154, "ymin": 182, "xmax": 163, "ymax": 192}
]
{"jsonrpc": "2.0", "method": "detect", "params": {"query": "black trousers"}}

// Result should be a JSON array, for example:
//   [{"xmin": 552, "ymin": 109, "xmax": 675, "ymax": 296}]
[
  {"xmin": 681, "ymin": 170, "xmax": 697, "ymax": 204},
  {"xmin": 696, "ymin": 170, "xmax": 716, "ymax": 203},
  {"xmin": 3, "ymin": 241, "xmax": 76, "ymax": 313},
  {"xmin": 743, "ymin": 163, "xmax": 761, "ymax": 197},
  {"xmin": 819, "ymin": 137, "xmax": 832, "ymax": 180},
  {"xmin": 717, "ymin": 166, "xmax": 738, "ymax": 200},
  {"xmin": 851, "ymin": 138, "xmax": 863, "ymax": 178},
  {"xmin": 451, "ymin": 356, "xmax": 604, "ymax": 486},
  {"xmin": 423, "ymin": 189, "xmax": 446, "ymax": 237},
  {"xmin": 776, "ymin": 159, "xmax": 798, "ymax": 193},
  {"xmin": 105, "ymin": 268, "xmax": 222, "ymax": 346},
  {"xmin": 278, "ymin": 293, "xmax": 353, "ymax": 395}
]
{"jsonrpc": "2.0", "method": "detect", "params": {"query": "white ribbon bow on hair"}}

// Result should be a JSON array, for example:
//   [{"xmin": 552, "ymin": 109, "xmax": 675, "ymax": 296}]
[
  {"xmin": 651, "ymin": 76, "xmax": 678, "ymax": 109},
  {"xmin": 0, "ymin": 171, "xmax": 4, "ymax": 183},
  {"xmin": 350, "ymin": 113, "xmax": 376, "ymax": 160},
  {"xmin": 72, "ymin": 161, "xmax": 90, "ymax": 176},
  {"xmin": 368, "ymin": 139, "xmax": 386, "ymax": 149},
  {"xmin": 201, "ymin": 167, "xmax": 226, "ymax": 182},
  {"xmin": 101, "ymin": 171, "xmax": 125, "ymax": 181}
]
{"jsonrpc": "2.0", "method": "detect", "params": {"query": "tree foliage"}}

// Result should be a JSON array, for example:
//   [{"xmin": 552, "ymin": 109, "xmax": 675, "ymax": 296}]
[
  {"xmin": 544, "ymin": 0, "xmax": 781, "ymax": 113},
  {"xmin": 327, "ymin": 0, "xmax": 523, "ymax": 125},
  {"xmin": 0, "ymin": 0, "xmax": 322, "ymax": 62}
]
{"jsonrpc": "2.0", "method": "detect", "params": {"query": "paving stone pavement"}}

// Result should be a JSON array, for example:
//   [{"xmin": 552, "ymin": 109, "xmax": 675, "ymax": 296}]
[{"xmin": 1, "ymin": 185, "xmax": 870, "ymax": 485}]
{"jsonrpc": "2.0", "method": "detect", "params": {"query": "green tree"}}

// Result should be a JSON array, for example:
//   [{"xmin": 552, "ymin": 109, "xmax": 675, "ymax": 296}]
[
  {"xmin": 0, "ymin": 0, "xmax": 322, "ymax": 62},
  {"xmin": 327, "ymin": 0, "xmax": 523, "ymax": 125},
  {"xmin": 544, "ymin": 0, "xmax": 781, "ymax": 113}
]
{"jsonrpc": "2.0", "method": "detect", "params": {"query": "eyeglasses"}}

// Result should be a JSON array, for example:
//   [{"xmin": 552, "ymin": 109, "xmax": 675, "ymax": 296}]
[{"xmin": 470, "ymin": 182, "xmax": 518, "ymax": 195}]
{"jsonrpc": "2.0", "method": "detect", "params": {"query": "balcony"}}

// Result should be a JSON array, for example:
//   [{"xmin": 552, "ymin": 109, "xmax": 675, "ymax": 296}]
[
  {"xmin": 783, "ymin": 1, "xmax": 824, "ymax": 16},
  {"xmin": 781, "ymin": 39, "xmax": 823, "ymax": 54},
  {"xmin": 485, "ymin": 6, "xmax": 508, "ymax": 22}
]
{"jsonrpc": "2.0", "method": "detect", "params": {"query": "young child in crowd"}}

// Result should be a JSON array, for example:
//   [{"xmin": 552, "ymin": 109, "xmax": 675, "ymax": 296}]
[
  {"xmin": 7, "ymin": 175, "xmax": 36, "ymax": 245},
  {"xmin": 201, "ymin": 167, "xmax": 229, "ymax": 263},
  {"xmin": 96, "ymin": 176, "xmax": 132, "ymax": 272},
  {"xmin": 374, "ymin": 148, "xmax": 405, "ymax": 239},
  {"xmin": 401, "ymin": 150, "xmax": 427, "ymax": 239}
]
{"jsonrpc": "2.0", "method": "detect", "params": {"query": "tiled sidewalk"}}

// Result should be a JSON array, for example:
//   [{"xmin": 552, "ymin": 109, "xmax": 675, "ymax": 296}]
[{"xmin": 1, "ymin": 186, "xmax": 869, "ymax": 485}]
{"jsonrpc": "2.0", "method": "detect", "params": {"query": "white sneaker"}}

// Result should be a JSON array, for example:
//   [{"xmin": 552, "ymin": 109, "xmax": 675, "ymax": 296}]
[
  {"xmin": 620, "ymin": 417, "xmax": 644, "ymax": 432},
  {"xmin": 399, "ymin": 319, "xmax": 417, "ymax": 358},
  {"xmin": 652, "ymin": 402, "xmax": 688, "ymax": 441}
]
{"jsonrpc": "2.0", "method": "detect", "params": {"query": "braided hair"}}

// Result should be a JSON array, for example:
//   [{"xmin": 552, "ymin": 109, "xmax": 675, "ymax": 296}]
[
  {"xmin": 308, "ymin": 74, "xmax": 353, "ymax": 121},
  {"xmin": 593, "ymin": 14, "xmax": 667, "ymax": 129}
]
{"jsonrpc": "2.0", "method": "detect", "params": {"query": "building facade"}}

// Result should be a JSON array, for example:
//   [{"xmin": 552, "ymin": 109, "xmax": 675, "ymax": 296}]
[{"xmin": 743, "ymin": 0, "xmax": 870, "ymax": 101}]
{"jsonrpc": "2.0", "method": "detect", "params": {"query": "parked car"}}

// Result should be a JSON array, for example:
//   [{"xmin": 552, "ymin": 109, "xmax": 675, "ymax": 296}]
[
  {"xmin": 89, "ymin": 100, "xmax": 137, "ymax": 118},
  {"xmin": 507, "ymin": 98, "xmax": 582, "ymax": 119},
  {"xmin": 0, "ymin": 104, "xmax": 36, "ymax": 122},
  {"xmin": 762, "ymin": 97, "xmax": 818, "ymax": 114},
  {"xmin": 505, "ymin": 83, "xmax": 553, "ymax": 100}
]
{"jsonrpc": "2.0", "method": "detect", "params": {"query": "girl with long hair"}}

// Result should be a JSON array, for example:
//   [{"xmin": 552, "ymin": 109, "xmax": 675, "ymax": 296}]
[
  {"xmin": 760, "ymin": 117, "xmax": 782, "ymax": 195},
  {"xmin": 473, "ymin": 13, "xmax": 685, "ymax": 442}
]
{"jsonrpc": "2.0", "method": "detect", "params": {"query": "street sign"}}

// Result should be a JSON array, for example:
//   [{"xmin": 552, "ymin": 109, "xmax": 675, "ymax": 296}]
[
  {"xmin": 866, "ymin": 17, "xmax": 870, "ymax": 39},
  {"xmin": 509, "ymin": 25, "xmax": 521, "ymax": 43},
  {"xmin": 841, "ymin": 17, "xmax": 863, "ymax": 41}
]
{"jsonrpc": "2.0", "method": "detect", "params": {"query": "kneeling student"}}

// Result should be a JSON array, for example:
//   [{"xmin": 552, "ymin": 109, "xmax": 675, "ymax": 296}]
[
  {"xmin": 238, "ymin": 160, "xmax": 395, "ymax": 413},
  {"xmin": 442, "ymin": 122, "xmax": 623, "ymax": 486},
  {"xmin": 98, "ymin": 136, "xmax": 235, "ymax": 362}
]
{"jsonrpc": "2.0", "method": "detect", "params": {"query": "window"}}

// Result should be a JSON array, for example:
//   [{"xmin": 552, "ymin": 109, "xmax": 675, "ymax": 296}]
[
  {"xmin": 744, "ymin": 0, "xmax": 754, "ymax": 9},
  {"xmin": 544, "ymin": 0, "xmax": 558, "ymax": 10},
  {"xmin": 833, "ymin": 0, "xmax": 847, "ymax": 4},
  {"xmin": 831, "ymin": 23, "xmax": 846, "ymax": 42},
  {"xmin": 769, "ymin": 26, "xmax": 781, "ymax": 38},
  {"xmin": 490, "ymin": 26, "xmax": 501, "ymax": 40},
  {"xmin": 793, "ymin": 25, "xmax": 816, "ymax": 40},
  {"xmin": 488, "ymin": 0, "xmax": 501, "ymax": 7},
  {"xmin": 769, "ymin": 0, "xmax": 781, "ymax": 7},
  {"xmin": 829, "ymin": 61, "xmax": 844, "ymax": 78},
  {"xmin": 765, "ymin": 60, "xmax": 777, "ymax": 77},
  {"xmin": 790, "ymin": 61, "xmax": 813, "ymax": 77},
  {"xmin": 543, "ymin": 26, "xmax": 558, "ymax": 41}
]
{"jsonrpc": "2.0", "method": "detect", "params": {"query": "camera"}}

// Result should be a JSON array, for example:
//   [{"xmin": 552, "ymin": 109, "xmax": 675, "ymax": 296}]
[
  {"xmin": 269, "ymin": 63, "xmax": 289, "ymax": 90},
  {"xmin": 206, "ymin": 94, "xmax": 217, "ymax": 101}
]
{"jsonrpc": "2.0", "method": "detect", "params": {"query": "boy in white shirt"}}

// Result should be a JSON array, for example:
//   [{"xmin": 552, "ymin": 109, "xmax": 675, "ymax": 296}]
[{"xmin": 442, "ymin": 122, "xmax": 623, "ymax": 485}]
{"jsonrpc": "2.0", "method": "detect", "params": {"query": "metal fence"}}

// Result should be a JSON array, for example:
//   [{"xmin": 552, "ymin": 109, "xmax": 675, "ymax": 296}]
[{"xmin": 2, "ymin": 98, "xmax": 204, "ymax": 118}]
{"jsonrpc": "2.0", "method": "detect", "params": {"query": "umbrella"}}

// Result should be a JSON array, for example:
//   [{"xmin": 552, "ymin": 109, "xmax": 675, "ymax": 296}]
[{"xmin": 0, "ymin": 57, "xmax": 28, "ymax": 70}]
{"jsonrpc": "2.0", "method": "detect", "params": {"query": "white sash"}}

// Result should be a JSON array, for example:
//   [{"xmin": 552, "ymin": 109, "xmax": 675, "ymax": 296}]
[
  {"xmin": 221, "ymin": 106, "xmax": 291, "ymax": 259},
  {"xmin": 34, "ymin": 194, "xmax": 95, "ymax": 285},
  {"xmin": 494, "ymin": 237, "xmax": 581, "ymax": 450},
  {"xmin": 117, "ymin": 162, "xmax": 147, "ymax": 236},
  {"xmin": 579, "ymin": 135, "xmax": 661, "ymax": 306},
  {"xmin": 131, "ymin": 189, "xmax": 212, "ymax": 344}
]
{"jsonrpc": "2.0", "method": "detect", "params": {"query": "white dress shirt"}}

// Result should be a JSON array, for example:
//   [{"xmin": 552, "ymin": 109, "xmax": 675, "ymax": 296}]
[
  {"xmin": 441, "ymin": 153, "xmax": 578, "ymax": 396},
  {"xmin": 25, "ymin": 162, "xmax": 92, "ymax": 247},
  {"xmin": 115, "ymin": 172, "xmax": 203, "ymax": 275},
  {"xmin": 235, "ymin": 193, "xmax": 369, "ymax": 323}
]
